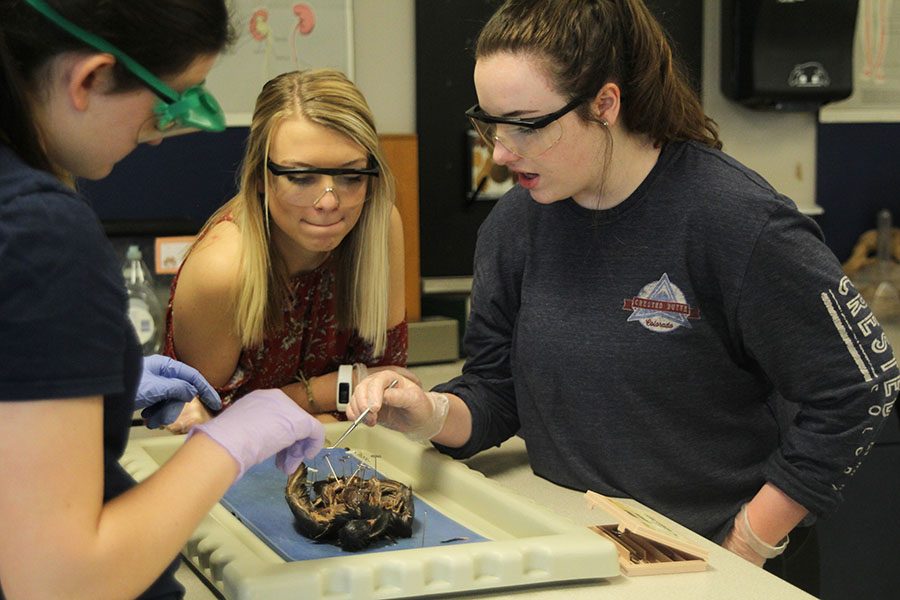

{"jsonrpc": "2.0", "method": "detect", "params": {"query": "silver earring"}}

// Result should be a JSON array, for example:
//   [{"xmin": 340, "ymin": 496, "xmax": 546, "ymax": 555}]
[{"xmin": 601, "ymin": 119, "xmax": 609, "ymax": 127}]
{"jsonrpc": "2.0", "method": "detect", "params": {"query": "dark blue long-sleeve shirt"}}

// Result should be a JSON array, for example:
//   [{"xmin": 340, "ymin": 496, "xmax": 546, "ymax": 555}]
[{"xmin": 434, "ymin": 140, "xmax": 898, "ymax": 542}]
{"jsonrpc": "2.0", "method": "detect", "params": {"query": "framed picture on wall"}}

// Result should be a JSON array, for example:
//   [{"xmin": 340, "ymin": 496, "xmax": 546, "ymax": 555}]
[
  {"xmin": 155, "ymin": 236, "xmax": 196, "ymax": 275},
  {"xmin": 820, "ymin": 0, "xmax": 900, "ymax": 123},
  {"xmin": 205, "ymin": 0, "xmax": 354, "ymax": 126},
  {"xmin": 467, "ymin": 130, "xmax": 515, "ymax": 204}
]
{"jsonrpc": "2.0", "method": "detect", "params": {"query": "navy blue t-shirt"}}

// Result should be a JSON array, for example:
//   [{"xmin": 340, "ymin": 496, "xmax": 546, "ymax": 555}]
[{"xmin": 0, "ymin": 145, "xmax": 182, "ymax": 599}]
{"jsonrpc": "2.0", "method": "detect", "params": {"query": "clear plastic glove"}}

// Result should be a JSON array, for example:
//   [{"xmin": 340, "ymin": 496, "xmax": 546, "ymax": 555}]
[
  {"xmin": 136, "ymin": 355, "xmax": 221, "ymax": 428},
  {"xmin": 187, "ymin": 388, "xmax": 326, "ymax": 479},
  {"xmin": 722, "ymin": 504, "xmax": 789, "ymax": 567},
  {"xmin": 349, "ymin": 368, "xmax": 449, "ymax": 442}
]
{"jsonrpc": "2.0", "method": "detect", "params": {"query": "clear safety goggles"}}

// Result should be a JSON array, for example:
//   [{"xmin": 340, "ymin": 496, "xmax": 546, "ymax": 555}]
[
  {"xmin": 25, "ymin": 0, "xmax": 226, "ymax": 143},
  {"xmin": 465, "ymin": 95, "xmax": 589, "ymax": 159},
  {"xmin": 266, "ymin": 159, "xmax": 380, "ymax": 208}
]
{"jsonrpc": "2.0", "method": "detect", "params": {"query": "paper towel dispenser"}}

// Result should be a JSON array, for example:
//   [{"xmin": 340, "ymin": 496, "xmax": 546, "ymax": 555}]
[{"xmin": 720, "ymin": 0, "xmax": 859, "ymax": 111}]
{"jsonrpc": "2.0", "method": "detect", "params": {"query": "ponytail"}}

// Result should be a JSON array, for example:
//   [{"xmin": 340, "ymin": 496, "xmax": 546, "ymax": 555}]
[
  {"xmin": 0, "ymin": 23, "xmax": 57, "ymax": 175},
  {"xmin": 476, "ymin": 0, "xmax": 721, "ymax": 149},
  {"xmin": 616, "ymin": 0, "xmax": 720, "ymax": 148}
]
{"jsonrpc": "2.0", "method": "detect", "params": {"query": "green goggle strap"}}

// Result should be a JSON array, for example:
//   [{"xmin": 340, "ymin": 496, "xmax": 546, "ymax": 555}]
[
  {"xmin": 24, "ymin": 0, "xmax": 226, "ymax": 133},
  {"xmin": 24, "ymin": 0, "xmax": 180, "ymax": 103}
]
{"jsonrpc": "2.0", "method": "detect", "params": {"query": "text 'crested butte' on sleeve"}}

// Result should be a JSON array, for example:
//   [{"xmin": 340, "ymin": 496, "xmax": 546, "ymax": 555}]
[{"xmin": 738, "ymin": 205, "xmax": 898, "ymax": 516}]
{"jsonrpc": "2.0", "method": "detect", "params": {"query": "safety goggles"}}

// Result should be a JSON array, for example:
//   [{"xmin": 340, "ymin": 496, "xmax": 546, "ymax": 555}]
[
  {"xmin": 466, "ymin": 95, "xmax": 590, "ymax": 158},
  {"xmin": 266, "ymin": 159, "xmax": 380, "ymax": 208},
  {"xmin": 25, "ymin": 0, "xmax": 226, "ymax": 142}
]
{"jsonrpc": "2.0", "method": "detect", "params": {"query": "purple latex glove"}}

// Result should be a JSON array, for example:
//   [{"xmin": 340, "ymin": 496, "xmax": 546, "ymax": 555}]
[
  {"xmin": 188, "ymin": 388, "xmax": 325, "ymax": 479},
  {"xmin": 136, "ymin": 355, "xmax": 221, "ymax": 429}
]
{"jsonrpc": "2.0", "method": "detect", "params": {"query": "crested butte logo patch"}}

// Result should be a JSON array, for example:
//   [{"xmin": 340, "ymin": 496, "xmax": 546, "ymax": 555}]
[{"xmin": 623, "ymin": 273, "xmax": 700, "ymax": 332}]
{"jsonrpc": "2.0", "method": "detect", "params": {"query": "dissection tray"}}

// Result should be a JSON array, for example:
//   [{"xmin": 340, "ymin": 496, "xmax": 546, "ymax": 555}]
[
  {"xmin": 120, "ymin": 424, "xmax": 619, "ymax": 599},
  {"xmin": 220, "ymin": 449, "xmax": 488, "ymax": 561}
]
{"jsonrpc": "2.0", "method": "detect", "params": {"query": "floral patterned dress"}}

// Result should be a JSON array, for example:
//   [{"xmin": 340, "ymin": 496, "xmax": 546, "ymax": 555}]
[{"xmin": 163, "ymin": 252, "xmax": 408, "ymax": 410}]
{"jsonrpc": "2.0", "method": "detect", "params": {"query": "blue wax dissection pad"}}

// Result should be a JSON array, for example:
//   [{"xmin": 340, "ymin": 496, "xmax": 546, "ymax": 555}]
[{"xmin": 221, "ymin": 450, "xmax": 487, "ymax": 561}]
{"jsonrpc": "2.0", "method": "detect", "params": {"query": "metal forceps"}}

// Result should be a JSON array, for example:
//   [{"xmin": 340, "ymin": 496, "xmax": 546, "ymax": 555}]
[{"xmin": 327, "ymin": 379, "xmax": 399, "ymax": 449}]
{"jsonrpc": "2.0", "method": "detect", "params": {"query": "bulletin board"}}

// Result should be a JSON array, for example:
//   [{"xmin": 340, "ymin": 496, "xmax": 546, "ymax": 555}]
[
  {"xmin": 820, "ymin": 0, "xmax": 900, "ymax": 122},
  {"xmin": 205, "ymin": 0, "xmax": 354, "ymax": 125}
]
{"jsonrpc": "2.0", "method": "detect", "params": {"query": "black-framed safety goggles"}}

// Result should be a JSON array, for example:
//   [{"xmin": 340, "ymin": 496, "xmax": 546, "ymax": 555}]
[
  {"xmin": 265, "ymin": 159, "xmax": 381, "ymax": 208},
  {"xmin": 465, "ymin": 95, "xmax": 589, "ymax": 128},
  {"xmin": 466, "ymin": 95, "xmax": 590, "ymax": 158},
  {"xmin": 265, "ymin": 160, "xmax": 381, "ymax": 179}
]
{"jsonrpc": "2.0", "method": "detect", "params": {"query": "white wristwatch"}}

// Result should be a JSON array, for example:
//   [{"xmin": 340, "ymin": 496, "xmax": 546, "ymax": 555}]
[{"xmin": 336, "ymin": 364, "xmax": 353, "ymax": 412}]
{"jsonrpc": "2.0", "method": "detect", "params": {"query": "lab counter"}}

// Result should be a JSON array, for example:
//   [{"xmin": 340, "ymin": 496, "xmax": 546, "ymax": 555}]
[{"xmin": 127, "ymin": 427, "xmax": 814, "ymax": 600}]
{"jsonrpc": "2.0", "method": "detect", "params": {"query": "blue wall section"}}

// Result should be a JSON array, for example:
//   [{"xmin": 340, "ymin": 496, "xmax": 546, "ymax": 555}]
[
  {"xmin": 816, "ymin": 122, "xmax": 900, "ymax": 262},
  {"xmin": 83, "ymin": 121, "xmax": 900, "ymax": 265},
  {"xmin": 815, "ymin": 126, "xmax": 900, "ymax": 600},
  {"xmin": 80, "ymin": 127, "xmax": 249, "ymax": 233}
]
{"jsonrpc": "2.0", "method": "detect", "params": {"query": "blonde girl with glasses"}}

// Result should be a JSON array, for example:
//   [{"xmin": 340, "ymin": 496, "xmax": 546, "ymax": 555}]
[
  {"xmin": 348, "ymin": 1, "xmax": 898, "ymax": 595},
  {"xmin": 162, "ymin": 69, "xmax": 413, "ymax": 432}
]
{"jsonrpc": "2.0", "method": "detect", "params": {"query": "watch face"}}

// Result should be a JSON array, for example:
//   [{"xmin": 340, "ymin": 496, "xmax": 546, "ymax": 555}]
[{"xmin": 337, "ymin": 382, "xmax": 350, "ymax": 410}]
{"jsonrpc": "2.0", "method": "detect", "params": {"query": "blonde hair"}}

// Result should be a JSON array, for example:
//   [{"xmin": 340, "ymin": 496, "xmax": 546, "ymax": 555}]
[{"xmin": 195, "ymin": 69, "xmax": 396, "ymax": 356}]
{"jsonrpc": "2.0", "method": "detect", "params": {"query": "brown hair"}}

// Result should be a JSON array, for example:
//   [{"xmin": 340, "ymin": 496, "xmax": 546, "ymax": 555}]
[
  {"xmin": 0, "ymin": 0, "xmax": 235, "ymax": 178},
  {"xmin": 475, "ymin": 0, "xmax": 720, "ymax": 149}
]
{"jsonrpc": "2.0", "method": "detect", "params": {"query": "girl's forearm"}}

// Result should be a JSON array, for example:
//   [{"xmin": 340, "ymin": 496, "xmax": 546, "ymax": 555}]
[
  {"xmin": 744, "ymin": 482, "xmax": 809, "ymax": 545},
  {"xmin": 430, "ymin": 393, "xmax": 473, "ymax": 447}
]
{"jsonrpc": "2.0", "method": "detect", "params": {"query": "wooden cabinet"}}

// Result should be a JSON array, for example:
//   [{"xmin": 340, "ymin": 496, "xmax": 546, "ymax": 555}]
[{"xmin": 380, "ymin": 134, "xmax": 421, "ymax": 321}]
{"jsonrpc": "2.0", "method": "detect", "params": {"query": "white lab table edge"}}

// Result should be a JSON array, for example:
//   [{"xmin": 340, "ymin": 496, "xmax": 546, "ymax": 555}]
[{"xmin": 127, "ymin": 427, "xmax": 815, "ymax": 600}]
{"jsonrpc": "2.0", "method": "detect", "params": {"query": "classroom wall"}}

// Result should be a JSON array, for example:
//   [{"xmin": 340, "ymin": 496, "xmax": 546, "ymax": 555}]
[
  {"xmin": 82, "ymin": 0, "xmax": 418, "ymax": 229},
  {"xmin": 352, "ymin": 0, "xmax": 415, "ymax": 134},
  {"xmin": 702, "ymin": 0, "xmax": 819, "ymax": 214},
  {"xmin": 368, "ymin": 0, "xmax": 897, "ymax": 267},
  {"xmin": 83, "ymin": 0, "xmax": 895, "ymax": 262}
]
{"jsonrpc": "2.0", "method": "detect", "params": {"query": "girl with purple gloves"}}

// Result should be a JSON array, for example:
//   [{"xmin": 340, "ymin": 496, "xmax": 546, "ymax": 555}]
[{"xmin": 0, "ymin": 2, "xmax": 323, "ymax": 598}]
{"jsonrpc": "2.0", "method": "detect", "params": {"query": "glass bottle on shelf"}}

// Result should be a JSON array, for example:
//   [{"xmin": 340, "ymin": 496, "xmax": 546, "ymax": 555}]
[
  {"xmin": 869, "ymin": 209, "xmax": 900, "ymax": 326},
  {"xmin": 122, "ymin": 245, "xmax": 163, "ymax": 355}
]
